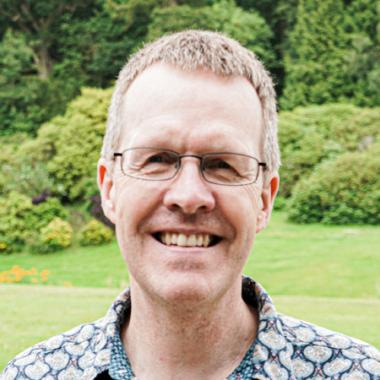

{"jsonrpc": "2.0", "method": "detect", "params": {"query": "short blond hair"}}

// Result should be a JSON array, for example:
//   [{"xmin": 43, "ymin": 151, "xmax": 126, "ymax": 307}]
[{"xmin": 101, "ymin": 30, "xmax": 280, "ymax": 173}]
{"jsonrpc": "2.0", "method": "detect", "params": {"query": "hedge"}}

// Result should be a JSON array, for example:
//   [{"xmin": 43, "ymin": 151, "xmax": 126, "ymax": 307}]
[
  {"xmin": 288, "ymin": 143, "xmax": 380, "ymax": 224},
  {"xmin": 278, "ymin": 103, "xmax": 380, "ymax": 198}
]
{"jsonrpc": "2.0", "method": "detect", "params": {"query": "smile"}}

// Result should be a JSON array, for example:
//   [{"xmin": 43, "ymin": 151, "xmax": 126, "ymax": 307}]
[{"xmin": 153, "ymin": 232, "xmax": 221, "ymax": 248}]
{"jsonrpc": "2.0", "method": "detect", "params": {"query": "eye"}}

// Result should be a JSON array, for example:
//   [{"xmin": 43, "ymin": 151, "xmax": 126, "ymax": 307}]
[
  {"xmin": 204, "ymin": 158, "xmax": 232, "ymax": 170},
  {"xmin": 146, "ymin": 152, "xmax": 177, "ymax": 165}
]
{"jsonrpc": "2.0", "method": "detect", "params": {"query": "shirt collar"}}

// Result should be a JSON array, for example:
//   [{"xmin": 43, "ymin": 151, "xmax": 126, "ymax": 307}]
[{"xmin": 103, "ymin": 277, "xmax": 294, "ymax": 379}]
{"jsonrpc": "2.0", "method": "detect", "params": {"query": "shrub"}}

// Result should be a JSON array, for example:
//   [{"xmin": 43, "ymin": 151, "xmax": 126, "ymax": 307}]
[
  {"xmin": 21, "ymin": 87, "xmax": 113, "ymax": 201},
  {"xmin": 79, "ymin": 219, "xmax": 113, "ymax": 246},
  {"xmin": 278, "ymin": 104, "xmax": 380, "ymax": 198},
  {"xmin": 288, "ymin": 143, "xmax": 380, "ymax": 224},
  {"xmin": 0, "ymin": 192, "xmax": 68, "ymax": 253},
  {"xmin": 0, "ymin": 192, "xmax": 33, "ymax": 253},
  {"xmin": 26, "ymin": 198, "xmax": 69, "ymax": 232},
  {"xmin": 37, "ymin": 218, "xmax": 73, "ymax": 253}
]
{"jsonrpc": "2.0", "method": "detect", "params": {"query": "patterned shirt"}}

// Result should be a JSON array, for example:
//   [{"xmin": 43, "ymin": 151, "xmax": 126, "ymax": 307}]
[{"xmin": 2, "ymin": 277, "xmax": 380, "ymax": 379}]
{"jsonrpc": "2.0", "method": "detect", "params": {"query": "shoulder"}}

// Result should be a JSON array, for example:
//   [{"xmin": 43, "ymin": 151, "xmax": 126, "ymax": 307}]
[
  {"xmin": 278, "ymin": 314, "xmax": 380, "ymax": 378},
  {"xmin": 1, "ymin": 318, "xmax": 114, "ymax": 380}
]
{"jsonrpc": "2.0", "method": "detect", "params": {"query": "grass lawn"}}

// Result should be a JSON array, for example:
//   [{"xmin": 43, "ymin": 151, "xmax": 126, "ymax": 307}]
[{"xmin": 1, "ymin": 285, "xmax": 379, "ymax": 370}]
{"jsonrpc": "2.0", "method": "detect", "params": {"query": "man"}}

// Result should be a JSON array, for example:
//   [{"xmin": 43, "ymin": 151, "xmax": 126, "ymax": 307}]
[{"xmin": 2, "ymin": 30, "xmax": 379, "ymax": 380}]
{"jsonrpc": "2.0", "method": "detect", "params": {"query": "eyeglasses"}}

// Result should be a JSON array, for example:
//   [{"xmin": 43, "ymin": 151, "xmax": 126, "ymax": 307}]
[{"xmin": 113, "ymin": 147, "xmax": 266, "ymax": 186}]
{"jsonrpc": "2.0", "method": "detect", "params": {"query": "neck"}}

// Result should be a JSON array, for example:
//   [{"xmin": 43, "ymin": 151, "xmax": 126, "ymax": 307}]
[{"xmin": 121, "ymin": 279, "xmax": 258, "ymax": 380}]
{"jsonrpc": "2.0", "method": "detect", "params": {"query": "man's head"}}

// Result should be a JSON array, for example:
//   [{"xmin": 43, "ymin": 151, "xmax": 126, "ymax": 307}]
[{"xmin": 98, "ymin": 30, "xmax": 280, "ymax": 305}]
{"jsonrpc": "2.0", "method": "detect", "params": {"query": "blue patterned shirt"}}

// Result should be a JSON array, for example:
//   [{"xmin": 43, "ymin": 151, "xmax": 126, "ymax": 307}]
[{"xmin": 2, "ymin": 277, "xmax": 380, "ymax": 379}]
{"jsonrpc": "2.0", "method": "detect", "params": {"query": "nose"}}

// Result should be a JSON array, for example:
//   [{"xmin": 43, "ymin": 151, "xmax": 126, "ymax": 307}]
[{"xmin": 163, "ymin": 158, "xmax": 216, "ymax": 215}]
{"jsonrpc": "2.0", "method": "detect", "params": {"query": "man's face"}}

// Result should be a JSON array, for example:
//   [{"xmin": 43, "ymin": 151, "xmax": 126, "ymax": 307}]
[{"xmin": 100, "ymin": 63, "xmax": 278, "ymax": 304}]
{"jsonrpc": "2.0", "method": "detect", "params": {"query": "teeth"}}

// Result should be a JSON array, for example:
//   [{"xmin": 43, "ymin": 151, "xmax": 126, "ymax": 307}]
[
  {"xmin": 159, "ymin": 232, "xmax": 214, "ymax": 247},
  {"xmin": 177, "ymin": 234, "xmax": 187, "ymax": 247},
  {"xmin": 188, "ymin": 234, "xmax": 196, "ymax": 246}
]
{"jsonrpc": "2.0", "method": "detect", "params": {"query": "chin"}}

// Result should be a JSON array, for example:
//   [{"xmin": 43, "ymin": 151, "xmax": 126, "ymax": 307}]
[{"xmin": 152, "ymin": 272, "xmax": 217, "ymax": 306}]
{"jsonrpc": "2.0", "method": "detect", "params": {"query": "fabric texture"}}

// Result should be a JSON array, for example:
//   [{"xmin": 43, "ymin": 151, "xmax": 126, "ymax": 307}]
[{"xmin": 2, "ymin": 277, "xmax": 380, "ymax": 380}]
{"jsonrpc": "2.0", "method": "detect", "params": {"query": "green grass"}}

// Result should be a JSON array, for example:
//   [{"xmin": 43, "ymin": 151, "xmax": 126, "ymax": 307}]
[
  {"xmin": 1, "ymin": 212, "xmax": 379, "ymax": 298},
  {"xmin": 1, "ymin": 285, "xmax": 379, "ymax": 370},
  {"xmin": 247, "ymin": 212, "xmax": 380, "ymax": 299}
]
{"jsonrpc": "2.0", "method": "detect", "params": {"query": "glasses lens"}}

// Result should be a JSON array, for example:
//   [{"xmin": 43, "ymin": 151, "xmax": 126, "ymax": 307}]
[
  {"xmin": 122, "ymin": 148, "xmax": 178, "ymax": 180},
  {"xmin": 202, "ymin": 153, "xmax": 258, "ymax": 185}
]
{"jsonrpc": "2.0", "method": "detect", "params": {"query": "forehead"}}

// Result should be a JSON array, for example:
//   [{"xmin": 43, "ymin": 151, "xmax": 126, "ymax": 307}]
[{"xmin": 119, "ymin": 63, "xmax": 263, "ymax": 153}]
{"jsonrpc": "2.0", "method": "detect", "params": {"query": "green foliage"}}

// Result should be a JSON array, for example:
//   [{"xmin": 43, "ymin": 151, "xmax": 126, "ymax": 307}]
[
  {"xmin": 43, "ymin": 88, "xmax": 112, "ymax": 200},
  {"xmin": 2, "ymin": 161, "xmax": 55, "ymax": 199},
  {"xmin": 0, "ymin": 192, "xmax": 32, "ymax": 253},
  {"xmin": 281, "ymin": 0, "xmax": 351, "ymax": 109},
  {"xmin": 0, "ymin": 1, "xmax": 99, "ymax": 135},
  {"xmin": 1, "ymin": 87, "xmax": 111, "ymax": 205},
  {"xmin": 343, "ymin": 0, "xmax": 380, "ymax": 107},
  {"xmin": 26, "ymin": 199, "xmax": 69, "ymax": 233},
  {"xmin": 0, "ymin": 29, "xmax": 80, "ymax": 136},
  {"xmin": 0, "ymin": 0, "xmax": 97, "ymax": 79},
  {"xmin": 288, "ymin": 143, "xmax": 380, "ymax": 224},
  {"xmin": 0, "ymin": 133, "xmax": 29, "ymax": 194},
  {"xmin": 281, "ymin": 0, "xmax": 380, "ymax": 109},
  {"xmin": 37, "ymin": 218, "xmax": 73, "ymax": 253},
  {"xmin": 278, "ymin": 104, "xmax": 380, "ymax": 198},
  {"xmin": 147, "ymin": 0, "xmax": 275, "ymax": 69},
  {"xmin": 79, "ymin": 219, "xmax": 113, "ymax": 246},
  {"xmin": 1, "ymin": 0, "xmax": 379, "ymax": 137},
  {"xmin": 0, "ymin": 192, "xmax": 68, "ymax": 253}
]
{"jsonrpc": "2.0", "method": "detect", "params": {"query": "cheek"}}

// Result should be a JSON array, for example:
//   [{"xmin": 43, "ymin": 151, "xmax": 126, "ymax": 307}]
[
  {"xmin": 217, "ymin": 187, "xmax": 260, "ymax": 245},
  {"xmin": 113, "ymin": 179, "xmax": 165, "ymax": 233}
]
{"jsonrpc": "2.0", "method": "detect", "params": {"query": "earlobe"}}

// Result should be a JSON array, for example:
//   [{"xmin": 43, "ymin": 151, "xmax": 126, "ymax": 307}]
[{"xmin": 97, "ymin": 158, "xmax": 116, "ymax": 224}]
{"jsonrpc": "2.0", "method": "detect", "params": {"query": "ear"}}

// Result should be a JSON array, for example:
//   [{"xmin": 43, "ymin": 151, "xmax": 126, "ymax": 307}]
[
  {"xmin": 97, "ymin": 158, "xmax": 116, "ymax": 224},
  {"xmin": 256, "ymin": 172, "xmax": 279, "ymax": 233}
]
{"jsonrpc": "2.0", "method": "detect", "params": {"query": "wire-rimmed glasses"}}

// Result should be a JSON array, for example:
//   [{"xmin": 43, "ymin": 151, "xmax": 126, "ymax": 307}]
[{"xmin": 113, "ymin": 147, "xmax": 266, "ymax": 186}]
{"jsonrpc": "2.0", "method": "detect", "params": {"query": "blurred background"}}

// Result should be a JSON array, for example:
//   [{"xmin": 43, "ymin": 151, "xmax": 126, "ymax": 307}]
[{"xmin": 0, "ymin": 0, "xmax": 379, "ymax": 368}]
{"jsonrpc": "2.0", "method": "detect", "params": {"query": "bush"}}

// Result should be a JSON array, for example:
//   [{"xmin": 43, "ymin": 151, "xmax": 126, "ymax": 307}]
[
  {"xmin": 79, "ymin": 219, "xmax": 113, "ymax": 246},
  {"xmin": 0, "ymin": 192, "xmax": 32, "ymax": 253},
  {"xmin": 37, "ymin": 218, "xmax": 73, "ymax": 253},
  {"xmin": 0, "ymin": 192, "xmax": 68, "ymax": 253},
  {"xmin": 26, "ymin": 198, "xmax": 69, "ymax": 232},
  {"xmin": 16, "ymin": 87, "xmax": 112, "ymax": 202},
  {"xmin": 278, "ymin": 104, "xmax": 380, "ymax": 198},
  {"xmin": 288, "ymin": 143, "xmax": 380, "ymax": 224}
]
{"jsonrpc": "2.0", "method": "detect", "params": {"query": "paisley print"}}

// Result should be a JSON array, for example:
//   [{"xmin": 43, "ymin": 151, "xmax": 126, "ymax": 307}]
[
  {"xmin": 1, "ymin": 277, "xmax": 379, "ymax": 380},
  {"xmin": 323, "ymin": 358, "xmax": 352, "ymax": 376},
  {"xmin": 303, "ymin": 346, "xmax": 333, "ymax": 363},
  {"xmin": 292, "ymin": 358, "xmax": 314, "ymax": 378},
  {"xmin": 44, "ymin": 352, "xmax": 69, "ymax": 371}
]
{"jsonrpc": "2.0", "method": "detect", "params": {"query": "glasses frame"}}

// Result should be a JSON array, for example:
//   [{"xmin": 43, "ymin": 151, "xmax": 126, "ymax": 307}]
[{"xmin": 113, "ymin": 147, "xmax": 267, "ymax": 186}]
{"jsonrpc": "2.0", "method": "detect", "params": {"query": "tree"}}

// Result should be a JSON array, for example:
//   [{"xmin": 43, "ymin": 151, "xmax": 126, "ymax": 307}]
[
  {"xmin": 343, "ymin": 0, "xmax": 380, "ymax": 106},
  {"xmin": 54, "ymin": 0, "xmax": 164, "ymax": 88},
  {"xmin": 281, "ymin": 0, "xmax": 351, "ymax": 109},
  {"xmin": 234, "ymin": 0, "xmax": 298, "ymax": 95},
  {"xmin": 0, "ymin": 0, "xmax": 97, "ymax": 79}
]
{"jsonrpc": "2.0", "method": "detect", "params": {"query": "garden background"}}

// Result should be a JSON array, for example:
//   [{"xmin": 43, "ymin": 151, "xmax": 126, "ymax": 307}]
[{"xmin": 0, "ymin": 0, "xmax": 379, "ymax": 369}]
